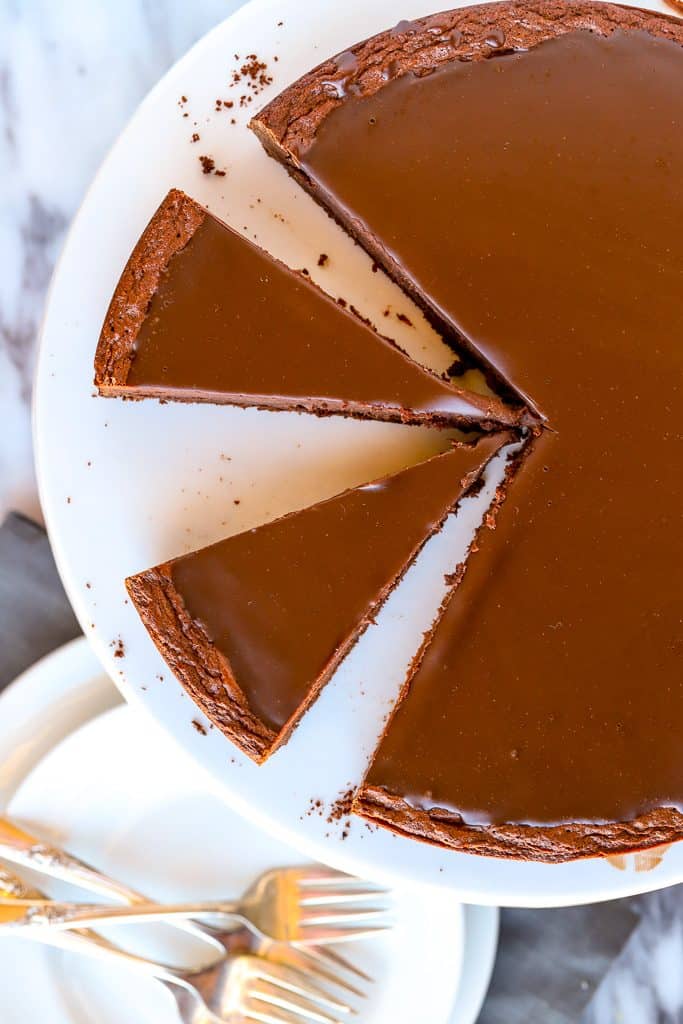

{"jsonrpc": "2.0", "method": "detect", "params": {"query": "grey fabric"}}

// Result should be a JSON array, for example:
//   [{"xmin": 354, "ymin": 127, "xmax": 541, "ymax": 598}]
[
  {"xmin": 479, "ymin": 901, "xmax": 640, "ymax": 1023},
  {"xmin": 584, "ymin": 890, "xmax": 683, "ymax": 1024},
  {"xmin": 0, "ymin": 512, "xmax": 81, "ymax": 691}
]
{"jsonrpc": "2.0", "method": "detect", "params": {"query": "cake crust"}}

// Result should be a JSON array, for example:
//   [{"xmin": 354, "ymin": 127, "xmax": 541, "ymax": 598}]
[
  {"xmin": 354, "ymin": 787, "xmax": 683, "ymax": 863},
  {"xmin": 94, "ymin": 189, "xmax": 205, "ymax": 390},
  {"xmin": 126, "ymin": 564, "xmax": 276, "ymax": 762},
  {"xmin": 253, "ymin": 1, "xmax": 683, "ymax": 157}
]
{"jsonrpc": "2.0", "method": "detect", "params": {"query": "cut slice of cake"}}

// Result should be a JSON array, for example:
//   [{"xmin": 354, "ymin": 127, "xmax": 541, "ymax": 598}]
[
  {"xmin": 127, "ymin": 434, "xmax": 508, "ymax": 762},
  {"xmin": 94, "ymin": 189, "xmax": 514, "ymax": 430}
]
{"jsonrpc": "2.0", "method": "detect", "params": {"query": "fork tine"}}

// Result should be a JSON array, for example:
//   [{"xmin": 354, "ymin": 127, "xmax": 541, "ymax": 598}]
[
  {"xmin": 245, "ymin": 1009, "xmax": 325, "ymax": 1024},
  {"xmin": 294, "ymin": 924, "xmax": 391, "ymax": 946},
  {"xmin": 296, "ymin": 869, "xmax": 386, "ymax": 892},
  {"xmin": 252, "ymin": 962, "xmax": 353, "ymax": 1015},
  {"xmin": 296, "ymin": 944, "xmax": 374, "ymax": 985},
  {"xmin": 248, "ymin": 980, "xmax": 351, "ymax": 1024},
  {"xmin": 269, "ymin": 944, "xmax": 366, "ymax": 998},
  {"xmin": 298, "ymin": 886, "xmax": 386, "ymax": 907},
  {"xmin": 293, "ymin": 867, "xmax": 353, "ymax": 884},
  {"xmin": 300, "ymin": 907, "xmax": 389, "ymax": 926}
]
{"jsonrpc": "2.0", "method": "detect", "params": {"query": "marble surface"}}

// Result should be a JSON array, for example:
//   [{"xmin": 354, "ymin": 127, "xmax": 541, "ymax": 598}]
[
  {"xmin": 0, "ymin": 0, "xmax": 240, "ymax": 522},
  {"xmin": 1, "ymin": 2, "xmax": 682, "ymax": 1020}
]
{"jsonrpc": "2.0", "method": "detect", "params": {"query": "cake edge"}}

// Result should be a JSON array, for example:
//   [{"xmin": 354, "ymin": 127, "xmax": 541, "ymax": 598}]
[
  {"xmin": 94, "ymin": 188, "xmax": 206, "ymax": 390},
  {"xmin": 354, "ymin": 786, "xmax": 683, "ymax": 863}
]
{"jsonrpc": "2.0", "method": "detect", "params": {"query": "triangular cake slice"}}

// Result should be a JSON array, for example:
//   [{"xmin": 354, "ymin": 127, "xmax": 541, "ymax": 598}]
[
  {"xmin": 94, "ymin": 189, "xmax": 514, "ymax": 430},
  {"xmin": 127, "ymin": 434, "xmax": 507, "ymax": 762}
]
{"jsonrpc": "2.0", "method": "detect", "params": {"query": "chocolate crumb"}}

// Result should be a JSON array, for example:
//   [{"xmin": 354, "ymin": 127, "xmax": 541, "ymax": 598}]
[
  {"xmin": 192, "ymin": 719, "xmax": 208, "ymax": 736},
  {"xmin": 111, "ymin": 638, "xmax": 125, "ymax": 659},
  {"xmin": 328, "ymin": 787, "xmax": 355, "ymax": 824},
  {"xmin": 396, "ymin": 312, "xmax": 413, "ymax": 326},
  {"xmin": 85, "ymin": 582, "xmax": 91, "ymax": 590},
  {"xmin": 337, "ymin": 297, "xmax": 347, "ymax": 307},
  {"xmin": 300, "ymin": 267, "xmax": 310, "ymax": 276},
  {"xmin": 191, "ymin": 132, "xmax": 200, "ymax": 142},
  {"xmin": 230, "ymin": 54, "xmax": 273, "ymax": 97},
  {"xmin": 371, "ymin": 262, "xmax": 379, "ymax": 273},
  {"xmin": 199, "ymin": 154, "xmax": 227, "ymax": 177},
  {"xmin": 66, "ymin": 496, "xmax": 72, "ymax": 504},
  {"xmin": 317, "ymin": 253, "xmax": 329, "ymax": 267},
  {"xmin": 234, "ymin": 499, "xmax": 241, "ymax": 505}
]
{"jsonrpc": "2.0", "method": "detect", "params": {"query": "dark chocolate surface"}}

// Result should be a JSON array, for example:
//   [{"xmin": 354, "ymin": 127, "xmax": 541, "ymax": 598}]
[
  {"xmin": 293, "ymin": 27, "xmax": 683, "ymax": 829},
  {"xmin": 168, "ymin": 437, "xmax": 502, "ymax": 736},
  {"xmin": 100, "ymin": 191, "xmax": 508, "ymax": 427}
]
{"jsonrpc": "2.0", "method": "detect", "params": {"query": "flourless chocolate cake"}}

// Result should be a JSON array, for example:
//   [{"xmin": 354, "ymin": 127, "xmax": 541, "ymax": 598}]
[
  {"xmin": 127, "ymin": 436, "xmax": 507, "ymax": 762},
  {"xmin": 94, "ymin": 189, "xmax": 513, "ymax": 429},
  {"xmin": 253, "ymin": 1, "xmax": 683, "ymax": 859}
]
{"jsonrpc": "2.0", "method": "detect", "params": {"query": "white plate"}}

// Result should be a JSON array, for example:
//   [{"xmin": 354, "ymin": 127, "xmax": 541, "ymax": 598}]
[
  {"xmin": 33, "ymin": 0, "xmax": 683, "ymax": 906},
  {"xmin": 0, "ymin": 639, "xmax": 498, "ymax": 1024}
]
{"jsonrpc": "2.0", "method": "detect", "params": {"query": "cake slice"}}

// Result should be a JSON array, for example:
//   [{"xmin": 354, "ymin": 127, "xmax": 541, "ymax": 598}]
[
  {"xmin": 94, "ymin": 189, "xmax": 514, "ymax": 430},
  {"xmin": 127, "ymin": 434, "xmax": 507, "ymax": 762}
]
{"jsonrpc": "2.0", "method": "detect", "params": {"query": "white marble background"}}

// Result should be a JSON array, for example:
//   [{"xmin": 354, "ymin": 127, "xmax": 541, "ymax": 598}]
[
  {"xmin": 1, "ymin": 1, "xmax": 682, "ymax": 1021},
  {"xmin": 1, "ymin": 0, "xmax": 241, "ymax": 522}
]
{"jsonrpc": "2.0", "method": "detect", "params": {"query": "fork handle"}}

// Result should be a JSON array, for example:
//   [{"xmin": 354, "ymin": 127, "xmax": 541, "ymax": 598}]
[
  {"xmin": 0, "ymin": 816, "xmax": 224, "ymax": 953},
  {"xmin": 0, "ymin": 897, "xmax": 243, "ymax": 931},
  {"xmin": 14, "ymin": 924, "xmax": 188, "ymax": 986},
  {"xmin": 0, "ymin": 816, "xmax": 146, "ymax": 905}
]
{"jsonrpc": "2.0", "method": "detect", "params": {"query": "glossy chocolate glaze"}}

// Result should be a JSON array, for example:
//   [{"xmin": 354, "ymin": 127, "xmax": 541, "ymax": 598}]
[
  {"xmin": 300, "ymin": 30, "xmax": 683, "ymax": 826},
  {"xmin": 124, "ymin": 203, "xmax": 500, "ymax": 425},
  {"xmin": 169, "ymin": 436, "xmax": 502, "ymax": 737}
]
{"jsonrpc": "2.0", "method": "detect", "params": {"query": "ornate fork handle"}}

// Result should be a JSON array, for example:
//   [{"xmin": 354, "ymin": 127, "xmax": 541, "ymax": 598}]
[
  {"xmin": 0, "ymin": 816, "xmax": 224, "ymax": 952},
  {"xmin": 0, "ymin": 817, "xmax": 147, "ymax": 904},
  {"xmin": 0, "ymin": 898, "xmax": 243, "ymax": 931}
]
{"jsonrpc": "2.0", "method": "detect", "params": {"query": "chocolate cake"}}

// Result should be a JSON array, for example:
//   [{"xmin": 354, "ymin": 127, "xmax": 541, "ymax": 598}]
[
  {"xmin": 127, "ymin": 435, "xmax": 507, "ymax": 762},
  {"xmin": 94, "ymin": 189, "xmax": 514, "ymax": 430},
  {"xmin": 253, "ymin": 2, "xmax": 683, "ymax": 859}
]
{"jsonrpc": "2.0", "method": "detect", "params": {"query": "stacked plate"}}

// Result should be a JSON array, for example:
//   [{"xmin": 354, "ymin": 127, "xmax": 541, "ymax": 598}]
[{"xmin": 0, "ymin": 639, "xmax": 498, "ymax": 1023}]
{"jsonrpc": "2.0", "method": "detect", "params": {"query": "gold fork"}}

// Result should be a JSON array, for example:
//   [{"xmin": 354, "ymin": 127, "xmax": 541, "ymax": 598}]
[
  {"xmin": 0, "ymin": 816, "xmax": 388, "ymax": 946},
  {"xmin": 0, "ymin": 867, "xmax": 358, "ymax": 1024},
  {"xmin": 0, "ymin": 864, "xmax": 389, "ymax": 945}
]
